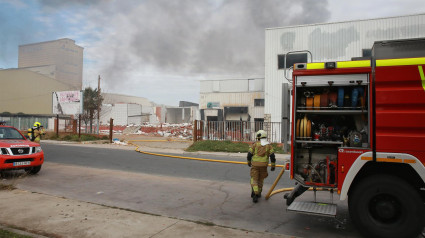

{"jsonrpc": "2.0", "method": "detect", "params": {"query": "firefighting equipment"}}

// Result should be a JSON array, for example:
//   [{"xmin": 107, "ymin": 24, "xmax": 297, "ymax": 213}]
[
  {"xmin": 337, "ymin": 87, "xmax": 344, "ymax": 108},
  {"xmin": 296, "ymin": 115, "xmax": 311, "ymax": 139},
  {"xmin": 349, "ymin": 131, "xmax": 362, "ymax": 147},
  {"xmin": 27, "ymin": 128, "xmax": 34, "ymax": 141},
  {"xmin": 34, "ymin": 122, "xmax": 41, "ymax": 128},
  {"xmin": 306, "ymin": 97, "xmax": 313, "ymax": 110},
  {"xmin": 313, "ymin": 94, "xmax": 320, "ymax": 109},
  {"xmin": 247, "ymin": 160, "xmax": 252, "ymax": 167},
  {"xmin": 329, "ymin": 92, "xmax": 337, "ymax": 108},
  {"xmin": 320, "ymin": 91, "xmax": 329, "ymax": 108}
]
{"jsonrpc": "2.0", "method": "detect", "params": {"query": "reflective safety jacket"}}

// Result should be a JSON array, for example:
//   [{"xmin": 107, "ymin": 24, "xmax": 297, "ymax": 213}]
[
  {"xmin": 247, "ymin": 141, "xmax": 276, "ymax": 167},
  {"xmin": 28, "ymin": 127, "xmax": 45, "ymax": 144}
]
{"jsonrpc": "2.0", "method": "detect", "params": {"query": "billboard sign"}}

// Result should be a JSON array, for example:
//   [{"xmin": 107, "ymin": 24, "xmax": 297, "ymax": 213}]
[{"xmin": 52, "ymin": 91, "xmax": 83, "ymax": 115}]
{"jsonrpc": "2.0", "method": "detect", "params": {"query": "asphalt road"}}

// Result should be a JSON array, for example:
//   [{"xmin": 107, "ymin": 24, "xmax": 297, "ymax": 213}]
[
  {"xmin": 41, "ymin": 143, "xmax": 295, "ymax": 187},
  {"xmin": 6, "ymin": 143, "xmax": 362, "ymax": 237}
]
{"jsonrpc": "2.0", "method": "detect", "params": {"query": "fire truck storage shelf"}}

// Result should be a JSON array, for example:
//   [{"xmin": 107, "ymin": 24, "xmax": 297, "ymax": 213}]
[{"xmin": 293, "ymin": 72, "xmax": 369, "ymax": 189}]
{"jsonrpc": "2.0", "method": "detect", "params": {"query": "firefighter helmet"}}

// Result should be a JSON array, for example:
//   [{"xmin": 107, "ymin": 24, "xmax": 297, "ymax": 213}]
[
  {"xmin": 256, "ymin": 130, "xmax": 267, "ymax": 139},
  {"xmin": 34, "ymin": 122, "xmax": 41, "ymax": 128}
]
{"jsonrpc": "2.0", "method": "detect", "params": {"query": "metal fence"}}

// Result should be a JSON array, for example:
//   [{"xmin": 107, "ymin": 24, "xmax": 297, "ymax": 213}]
[
  {"xmin": 0, "ymin": 115, "xmax": 89, "ymax": 134},
  {"xmin": 0, "ymin": 115, "xmax": 51, "ymax": 131},
  {"xmin": 193, "ymin": 120, "xmax": 282, "ymax": 143}
]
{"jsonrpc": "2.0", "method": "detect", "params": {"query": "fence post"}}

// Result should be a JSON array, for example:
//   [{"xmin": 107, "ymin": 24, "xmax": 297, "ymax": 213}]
[
  {"xmin": 72, "ymin": 119, "xmax": 77, "ymax": 134},
  {"xmin": 109, "ymin": 118, "xmax": 114, "ymax": 144},
  {"xmin": 78, "ymin": 114, "xmax": 81, "ymax": 139},
  {"xmin": 200, "ymin": 120, "xmax": 204, "ymax": 141},
  {"xmin": 193, "ymin": 120, "xmax": 198, "ymax": 142},
  {"xmin": 56, "ymin": 115, "xmax": 59, "ymax": 137}
]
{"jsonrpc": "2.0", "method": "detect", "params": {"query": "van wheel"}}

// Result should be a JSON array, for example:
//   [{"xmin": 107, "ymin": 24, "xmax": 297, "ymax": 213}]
[
  {"xmin": 25, "ymin": 165, "xmax": 41, "ymax": 175},
  {"xmin": 348, "ymin": 174, "xmax": 425, "ymax": 238}
]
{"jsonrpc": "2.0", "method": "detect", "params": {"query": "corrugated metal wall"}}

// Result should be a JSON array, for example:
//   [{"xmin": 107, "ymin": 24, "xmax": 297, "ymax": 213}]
[
  {"xmin": 200, "ymin": 78, "xmax": 264, "ymax": 93},
  {"xmin": 265, "ymin": 14, "xmax": 425, "ymax": 122},
  {"xmin": 111, "ymin": 104, "xmax": 128, "ymax": 125}
]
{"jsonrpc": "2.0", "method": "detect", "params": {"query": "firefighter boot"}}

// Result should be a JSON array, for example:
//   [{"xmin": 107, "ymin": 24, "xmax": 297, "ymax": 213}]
[
  {"xmin": 252, "ymin": 194, "xmax": 259, "ymax": 203},
  {"xmin": 251, "ymin": 188, "xmax": 255, "ymax": 198}
]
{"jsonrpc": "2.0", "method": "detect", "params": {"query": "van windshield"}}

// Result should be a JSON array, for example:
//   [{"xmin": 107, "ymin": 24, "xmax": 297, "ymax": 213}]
[{"xmin": 0, "ymin": 127, "xmax": 25, "ymax": 140}]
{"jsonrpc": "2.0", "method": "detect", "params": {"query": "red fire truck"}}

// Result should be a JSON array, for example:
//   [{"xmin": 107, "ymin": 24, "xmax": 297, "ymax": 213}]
[{"xmin": 285, "ymin": 38, "xmax": 425, "ymax": 238}]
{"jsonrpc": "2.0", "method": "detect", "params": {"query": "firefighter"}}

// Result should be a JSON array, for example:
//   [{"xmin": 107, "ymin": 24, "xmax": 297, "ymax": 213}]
[
  {"xmin": 247, "ymin": 130, "xmax": 276, "ymax": 203},
  {"xmin": 28, "ymin": 122, "xmax": 45, "ymax": 144}
]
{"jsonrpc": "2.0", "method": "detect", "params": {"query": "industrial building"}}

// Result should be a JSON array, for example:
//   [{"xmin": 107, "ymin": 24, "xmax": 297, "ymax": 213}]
[
  {"xmin": 165, "ymin": 101, "xmax": 199, "ymax": 124},
  {"xmin": 100, "ymin": 93, "xmax": 161, "ymax": 125},
  {"xmin": 0, "ymin": 68, "xmax": 71, "ymax": 114},
  {"xmin": 1, "ymin": 38, "xmax": 84, "ymax": 117},
  {"xmin": 199, "ymin": 78, "xmax": 264, "ymax": 122},
  {"xmin": 263, "ymin": 13, "xmax": 425, "ymax": 142},
  {"xmin": 265, "ymin": 13, "xmax": 425, "ymax": 129},
  {"xmin": 18, "ymin": 38, "xmax": 83, "ymax": 90}
]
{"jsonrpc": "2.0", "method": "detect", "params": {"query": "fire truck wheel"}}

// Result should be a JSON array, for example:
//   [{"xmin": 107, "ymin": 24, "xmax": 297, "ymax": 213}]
[
  {"xmin": 348, "ymin": 174, "xmax": 425, "ymax": 238},
  {"xmin": 24, "ymin": 165, "xmax": 41, "ymax": 175}
]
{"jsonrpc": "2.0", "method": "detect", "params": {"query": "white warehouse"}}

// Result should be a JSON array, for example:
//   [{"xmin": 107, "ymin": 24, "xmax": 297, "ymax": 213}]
[
  {"xmin": 265, "ymin": 13, "xmax": 425, "ymax": 131},
  {"xmin": 199, "ymin": 78, "xmax": 265, "ymax": 123}
]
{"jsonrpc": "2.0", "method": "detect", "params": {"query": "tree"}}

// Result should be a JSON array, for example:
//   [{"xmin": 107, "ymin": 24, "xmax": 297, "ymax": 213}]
[{"xmin": 82, "ymin": 87, "xmax": 103, "ymax": 133}]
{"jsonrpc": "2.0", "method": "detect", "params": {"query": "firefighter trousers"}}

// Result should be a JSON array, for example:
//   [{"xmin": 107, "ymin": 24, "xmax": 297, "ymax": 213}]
[{"xmin": 250, "ymin": 166, "xmax": 268, "ymax": 195}]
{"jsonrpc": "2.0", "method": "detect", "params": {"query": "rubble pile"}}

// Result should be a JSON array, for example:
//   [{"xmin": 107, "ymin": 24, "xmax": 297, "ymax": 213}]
[
  {"xmin": 138, "ymin": 123, "xmax": 193, "ymax": 139},
  {"xmin": 97, "ymin": 123, "xmax": 193, "ymax": 140},
  {"xmin": 122, "ymin": 126, "xmax": 141, "ymax": 134}
]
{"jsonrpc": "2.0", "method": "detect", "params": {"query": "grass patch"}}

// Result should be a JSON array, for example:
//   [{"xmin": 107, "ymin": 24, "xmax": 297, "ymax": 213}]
[
  {"xmin": 44, "ymin": 132, "xmax": 108, "ymax": 142},
  {"xmin": 0, "ymin": 184, "xmax": 16, "ymax": 191},
  {"xmin": 0, "ymin": 228, "xmax": 32, "ymax": 238},
  {"xmin": 186, "ymin": 140, "xmax": 285, "ymax": 154}
]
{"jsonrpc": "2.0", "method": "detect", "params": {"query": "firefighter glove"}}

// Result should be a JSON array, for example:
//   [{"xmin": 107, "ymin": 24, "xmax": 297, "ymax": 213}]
[
  {"xmin": 271, "ymin": 162, "xmax": 276, "ymax": 171},
  {"xmin": 247, "ymin": 161, "xmax": 252, "ymax": 167}
]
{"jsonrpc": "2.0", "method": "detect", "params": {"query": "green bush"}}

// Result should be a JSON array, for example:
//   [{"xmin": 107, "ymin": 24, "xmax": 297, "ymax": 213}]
[
  {"xmin": 186, "ymin": 140, "xmax": 285, "ymax": 154},
  {"xmin": 44, "ymin": 132, "xmax": 107, "ymax": 142}
]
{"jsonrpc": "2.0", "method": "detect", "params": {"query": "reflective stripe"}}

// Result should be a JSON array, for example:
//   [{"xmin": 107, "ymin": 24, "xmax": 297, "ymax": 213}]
[
  {"xmin": 362, "ymin": 156, "xmax": 410, "ymax": 163},
  {"xmin": 337, "ymin": 60, "xmax": 370, "ymax": 68},
  {"xmin": 419, "ymin": 66, "xmax": 425, "ymax": 92},
  {"xmin": 376, "ymin": 57, "xmax": 425, "ymax": 67},
  {"xmin": 404, "ymin": 159, "xmax": 416, "ymax": 164},
  {"xmin": 306, "ymin": 63, "xmax": 325, "ymax": 70},
  {"xmin": 377, "ymin": 158, "xmax": 403, "ymax": 163}
]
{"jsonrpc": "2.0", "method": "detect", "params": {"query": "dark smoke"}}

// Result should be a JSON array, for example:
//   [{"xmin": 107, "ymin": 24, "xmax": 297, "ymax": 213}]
[{"xmin": 35, "ymin": 0, "xmax": 330, "ymax": 98}]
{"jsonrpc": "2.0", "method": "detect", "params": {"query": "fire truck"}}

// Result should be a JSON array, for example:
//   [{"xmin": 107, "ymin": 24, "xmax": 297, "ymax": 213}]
[{"xmin": 285, "ymin": 38, "xmax": 425, "ymax": 238}]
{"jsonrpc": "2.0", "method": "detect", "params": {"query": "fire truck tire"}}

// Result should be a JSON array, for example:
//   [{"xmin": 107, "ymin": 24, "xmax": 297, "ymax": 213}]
[
  {"xmin": 25, "ymin": 165, "xmax": 41, "ymax": 175},
  {"xmin": 348, "ymin": 174, "xmax": 425, "ymax": 238}
]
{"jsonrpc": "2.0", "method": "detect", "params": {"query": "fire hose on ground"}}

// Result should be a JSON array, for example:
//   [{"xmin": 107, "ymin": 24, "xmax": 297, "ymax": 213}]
[{"xmin": 127, "ymin": 139, "xmax": 293, "ymax": 199}]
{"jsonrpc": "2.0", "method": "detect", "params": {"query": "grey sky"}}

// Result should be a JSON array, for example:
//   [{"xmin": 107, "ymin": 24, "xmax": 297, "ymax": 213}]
[{"xmin": 1, "ymin": 0, "xmax": 425, "ymax": 106}]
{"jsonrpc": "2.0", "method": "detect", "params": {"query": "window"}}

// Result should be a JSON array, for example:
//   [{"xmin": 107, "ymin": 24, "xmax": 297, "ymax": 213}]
[
  {"xmin": 254, "ymin": 118, "xmax": 264, "ymax": 132},
  {"xmin": 254, "ymin": 99, "xmax": 264, "ymax": 107},
  {"xmin": 278, "ymin": 54, "xmax": 286, "ymax": 69},
  {"xmin": 278, "ymin": 53, "xmax": 308, "ymax": 70}
]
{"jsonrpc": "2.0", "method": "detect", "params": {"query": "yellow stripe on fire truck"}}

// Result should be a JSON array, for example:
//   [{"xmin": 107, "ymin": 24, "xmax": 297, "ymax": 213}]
[{"xmin": 375, "ymin": 57, "xmax": 425, "ymax": 67}]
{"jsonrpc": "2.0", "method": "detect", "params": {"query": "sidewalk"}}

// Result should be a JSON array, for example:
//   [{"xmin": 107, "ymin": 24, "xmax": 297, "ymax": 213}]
[
  {"xmin": 0, "ymin": 139, "xmax": 292, "ymax": 238},
  {"xmin": 0, "ymin": 189, "xmax": 289, "ymax": 238}
]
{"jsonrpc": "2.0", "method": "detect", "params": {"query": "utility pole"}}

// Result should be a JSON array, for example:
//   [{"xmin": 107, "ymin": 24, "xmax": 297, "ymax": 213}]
[{"xmin": 97, "ymin": 75, "xmax": 101, "ymax": 135}]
